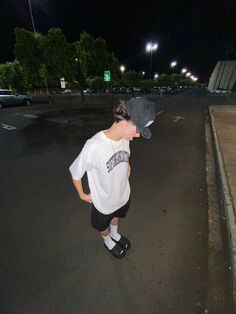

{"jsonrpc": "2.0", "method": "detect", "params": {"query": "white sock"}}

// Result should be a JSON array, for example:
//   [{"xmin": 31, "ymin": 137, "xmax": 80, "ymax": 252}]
[
  {"xmin": 102, "ymin": 234, "xmax": 116, "ymax": 250},
  {"xmin": 110, "ymin": 224, "xmax": 121, "ymax": 241}
]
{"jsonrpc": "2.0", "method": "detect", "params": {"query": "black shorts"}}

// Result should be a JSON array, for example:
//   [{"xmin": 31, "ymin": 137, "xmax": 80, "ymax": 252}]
[{"xmin": 91, "ymin": 199, "xmax": 130, "ymax": 232}]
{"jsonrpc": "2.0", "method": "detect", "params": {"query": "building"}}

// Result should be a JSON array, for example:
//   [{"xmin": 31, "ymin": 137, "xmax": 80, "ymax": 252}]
[{"xmin": 208, "ymin": 60, "xmax": 236, "ymax": 92}]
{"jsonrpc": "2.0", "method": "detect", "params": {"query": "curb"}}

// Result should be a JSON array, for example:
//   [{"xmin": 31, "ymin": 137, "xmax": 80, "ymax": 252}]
[{"xmin": 209, "ymin": 107, "xmax": 236, "ymax": 305}]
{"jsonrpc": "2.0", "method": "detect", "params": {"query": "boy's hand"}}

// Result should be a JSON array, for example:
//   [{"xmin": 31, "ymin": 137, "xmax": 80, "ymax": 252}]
[{"xmin": 80, "ymin": 193, "xmax": 93, "ymax": 204}]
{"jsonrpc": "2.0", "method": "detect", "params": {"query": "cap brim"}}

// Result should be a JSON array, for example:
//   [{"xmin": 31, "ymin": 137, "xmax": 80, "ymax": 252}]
[{"xmin": 140, "ymin": 127, "xmax": 152, "ymax": 139}]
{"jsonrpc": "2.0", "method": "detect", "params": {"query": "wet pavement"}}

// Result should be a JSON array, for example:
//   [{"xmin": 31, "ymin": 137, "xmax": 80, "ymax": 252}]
[{"xmin": 0, "ymin": 92, "xmax": 235, "ymax": 313}]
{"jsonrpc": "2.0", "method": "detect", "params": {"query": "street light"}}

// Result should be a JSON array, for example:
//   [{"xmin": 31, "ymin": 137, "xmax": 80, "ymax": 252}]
[
  {"xmin": 154, "ymin": 73, "xmax": 159, "ymax": 80},
  {"xmin": 146, "ymin": 42, "xmax": 158, "ymax": 79},
  {"xmin": 27, "ymin": 0, "xmax": 36, "ymax": 34},
  {"xmin": 170, "ymin": 61, "xmax": 177, "ymax": 68},
  {"xmin": 190, "ymin": 75, "xmax": 198, "ymax": 82},
  {"xmin": 120, "ymin": 65, "xmax": 126, "ymax": 76},
  {"xmin": 181, "ymin": 68, "xmax": 187, "ymax": 74},
  {"xmin": 170, "ymin": 61, "xmax": 177, "ymax": 74},
  {"xmin": 186, "ymin": 72, "xmax": 191, "ymax": 77}
]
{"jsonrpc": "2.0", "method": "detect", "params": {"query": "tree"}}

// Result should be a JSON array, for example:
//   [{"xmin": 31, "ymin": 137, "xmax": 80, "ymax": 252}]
[
  {"xmin": 73, "ymin": 32, "xmax": 119, "ymax": 103},
  {"xmin": 14, "ymin": 28, "xmax": 43, "ymax": 88},
  {"xmin": 75, "ymin": 32, "xmax": 119, "ymax": 79},
  {"xmin": 40, "ymin": 28, "xmax": 75, "ymax": 83},
  {"xmin": 157, "ymin": 74, "xmax": 172, "ymax": 86},
  {"xmin": 122, "ymin": 70, "xmax": 142, "ymax": 86},
  {"xmin": 0, "ymin": 61, "xmax": 25, "ymax": 90}
]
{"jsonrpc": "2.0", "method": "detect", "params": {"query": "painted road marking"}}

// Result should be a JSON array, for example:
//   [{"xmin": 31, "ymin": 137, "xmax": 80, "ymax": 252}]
[
  {"xmin": 156, "ymin": 110, "xmax": 164, "ymax": 116},
  {"xmin": 46, "ymin": 117, "xmax": 68, "ymax": 124},
  {"xmin": 172, "ymin": 116, "xmax": 185, "ymax": 123},
  {"xmin": 23, "ymin": 114, "xmax": 38, "ymax": 119},
  {"xmin": 1, "ymin": 123, "xmax": 17, "ymax": 130}
]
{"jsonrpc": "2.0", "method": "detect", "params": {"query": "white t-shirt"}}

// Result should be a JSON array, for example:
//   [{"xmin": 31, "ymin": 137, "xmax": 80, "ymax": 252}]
[{"xmin": 69, "ymin": 131, "xmax": 130, "ymax": 214}]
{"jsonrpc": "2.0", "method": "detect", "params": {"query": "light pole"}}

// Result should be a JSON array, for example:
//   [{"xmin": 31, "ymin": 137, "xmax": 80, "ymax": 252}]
[
  {"xmin": 146, "ymin": 42, "xmax": 158, "ymax": 79},
  {"xmin": 27, "ymin": 0, "xmax": 36, "ymax": 34}
]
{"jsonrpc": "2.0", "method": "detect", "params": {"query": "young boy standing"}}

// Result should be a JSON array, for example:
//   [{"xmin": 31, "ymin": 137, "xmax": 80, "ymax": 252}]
[{"xmin": 69, "ymin": 97, "xmax": 156, "ymax": 258}]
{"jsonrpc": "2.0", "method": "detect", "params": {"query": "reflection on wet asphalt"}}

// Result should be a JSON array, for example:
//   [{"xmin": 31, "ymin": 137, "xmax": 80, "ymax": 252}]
[{"xmin": 20, "ymin": 108, "xmax": 113, "ymax": 152}]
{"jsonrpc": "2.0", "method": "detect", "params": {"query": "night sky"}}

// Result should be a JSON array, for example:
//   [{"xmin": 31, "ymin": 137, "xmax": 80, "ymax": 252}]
[{"xmin": 1, "ymin": 0, "xmax": 236, "ymax": 82}]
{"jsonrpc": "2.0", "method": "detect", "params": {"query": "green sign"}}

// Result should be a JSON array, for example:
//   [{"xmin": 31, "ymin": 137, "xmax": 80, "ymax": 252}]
[{"xmin": 104, "ymin": 70, "xmax": 111, "ymax": 82}]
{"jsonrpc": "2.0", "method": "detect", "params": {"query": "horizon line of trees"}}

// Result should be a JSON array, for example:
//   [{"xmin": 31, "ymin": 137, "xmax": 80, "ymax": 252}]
[{"xmin": 0, "ymin": 28, "xmax": 196, "ymax": 93}]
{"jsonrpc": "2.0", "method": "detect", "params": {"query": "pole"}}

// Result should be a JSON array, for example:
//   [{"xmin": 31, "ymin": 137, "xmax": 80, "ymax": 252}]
[
  {"xmin": 149, "ymin": 50, "xmax": 153, "ymax": 79},
  {"xmin": 27, "ymin": 0, "xmax": 36, "ymax": 34}
]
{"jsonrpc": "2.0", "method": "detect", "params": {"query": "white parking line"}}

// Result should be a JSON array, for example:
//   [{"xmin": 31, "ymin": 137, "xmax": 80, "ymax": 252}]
[
  {"xmin": 1, "ymin": 123, "xmax": 17, "ymax": 130},
  {"xmin": 23, "ymin": 114, "xmax": 38, "ymax": 119},
  {"xmin": 46, "ymin": 118, "xmax": 68, "ymax": 124},
  {"xmin": 172, "ymin": 115, "xmax": 185, "ymax": 123},
  {"xmin": 156, "ymin": 110, "xmax": 164, "ymax": 116}
]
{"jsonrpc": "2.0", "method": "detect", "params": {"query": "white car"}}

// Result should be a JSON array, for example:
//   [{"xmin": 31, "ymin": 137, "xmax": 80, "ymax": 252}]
[{"xmin": 0, "ymin": 89, "xmax": 32, "ymax": 109}]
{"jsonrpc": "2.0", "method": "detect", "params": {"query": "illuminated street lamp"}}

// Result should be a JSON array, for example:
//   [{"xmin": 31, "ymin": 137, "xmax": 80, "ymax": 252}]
[
  {"xmin": 170, "ymin": 61, "xmax": 177, "ymax": 68},
  {"xmin": 154, "ymin": 73, "xmax": 159, "ymax": 80},
  {"xmin": 181, "ymin": 68, "xmax": 187, "ymax": 74},
  {"xmin": 146, "ymin": 42, "xmax": 158, "ymax": 79},
  {"xmin": 142, "ymin": 71, "xmax": 145, "ymax": 76},
  {"xmin": 120, "ymin": 65, "xmax": 126, "ymax": 74},
  {"xmin": 186, "ymin": 72, "xmax": 191, "ymax": 77},
  {"xmin": 27, "ymin": 0, "xmax": 36, "ymax": 34},
  {"xmin": 190, "ymin": 75, "xmax": 198, "ymax": 82}
]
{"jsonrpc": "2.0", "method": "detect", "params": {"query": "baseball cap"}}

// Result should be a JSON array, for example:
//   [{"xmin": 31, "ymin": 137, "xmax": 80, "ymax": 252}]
[{"xmin": 126, "ymin": 97, "xmax": 156, "ymax": 139}]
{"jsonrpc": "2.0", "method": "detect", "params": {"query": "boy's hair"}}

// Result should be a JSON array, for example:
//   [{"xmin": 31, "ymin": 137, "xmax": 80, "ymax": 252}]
[{"xmin": 113, "ymin": 100, "xmax": 131, "ymax": 123}]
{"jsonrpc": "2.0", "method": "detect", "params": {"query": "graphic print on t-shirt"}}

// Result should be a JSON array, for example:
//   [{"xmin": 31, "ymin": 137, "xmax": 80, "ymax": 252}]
[{"xmin": 106, "ymin": 150, "xmax": 129, "ymax": 173}]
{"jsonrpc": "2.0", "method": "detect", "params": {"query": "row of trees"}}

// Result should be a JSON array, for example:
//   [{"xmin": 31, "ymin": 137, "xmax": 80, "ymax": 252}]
[{"xmin": 0, "ymin": 28, "xmax": 196, "ymax": 93}]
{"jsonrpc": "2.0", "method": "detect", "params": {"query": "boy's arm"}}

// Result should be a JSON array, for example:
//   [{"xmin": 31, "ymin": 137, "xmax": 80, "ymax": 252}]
[
  {"xmin": 128, "ymin": 164, "xmax": 131, "ymax": 178},
  {"xmin": 72, "ymin": 178, "xmax": 93, "ymax": 204}
]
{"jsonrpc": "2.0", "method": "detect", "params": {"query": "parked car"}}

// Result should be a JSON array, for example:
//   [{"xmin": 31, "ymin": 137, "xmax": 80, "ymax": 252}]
[
  {"xmin": 52, "ymin": 89, "xmax": 72, "ymax": 94},
  {"xmin": 0, "ymin": 89, "xmax": 32, "ymax": 109},
  {"xmin": 83, "ymin": 88, "xmax": 96, "ymax": 94},
  {"xmin": 63, "ymin": 89, "xmax": 72, "ymax": 93}
]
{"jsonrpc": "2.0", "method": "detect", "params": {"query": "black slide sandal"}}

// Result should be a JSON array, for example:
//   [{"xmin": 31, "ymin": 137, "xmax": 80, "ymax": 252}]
[
  {"xmin": 104, "ymin": 243, "xmax": 126, "ymax": 258},
  {"xmin": 111, "ymin": 235, "xmax": 131, "ymax": 250}
]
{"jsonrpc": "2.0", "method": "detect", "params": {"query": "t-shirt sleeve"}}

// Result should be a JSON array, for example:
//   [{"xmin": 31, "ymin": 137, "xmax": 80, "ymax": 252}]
[{"xmin": 69, "ymin": 143, "xmax": 95, "ymax": 180}]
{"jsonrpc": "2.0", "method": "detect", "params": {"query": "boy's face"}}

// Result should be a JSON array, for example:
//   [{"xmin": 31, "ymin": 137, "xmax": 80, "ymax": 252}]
[{"xmin": 121, "ymin": 120, "xmax": 140, "ymax": 140}]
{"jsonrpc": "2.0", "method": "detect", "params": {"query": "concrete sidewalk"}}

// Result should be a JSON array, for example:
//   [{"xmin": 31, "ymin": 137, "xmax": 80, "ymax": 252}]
[{"xmin": 209, "ymin": 105, "xmax": 236, "ymax": 298}]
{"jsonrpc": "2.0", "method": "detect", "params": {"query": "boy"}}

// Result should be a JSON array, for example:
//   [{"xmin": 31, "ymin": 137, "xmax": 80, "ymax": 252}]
[{"xmin": 69, "ymin": 97, "xmax": 156, "ymax": 258}]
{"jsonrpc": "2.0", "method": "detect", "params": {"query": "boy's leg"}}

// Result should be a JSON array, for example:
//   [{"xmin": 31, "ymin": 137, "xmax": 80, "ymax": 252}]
[
  {"xmin": 101, "ymin": 227, "xmax": 116, "ymax": 250},
  {"xmin": 110, "ymin": 217, "xmax": 131, "ymax": 250},
  {"xmin": 110, "ymin": 217, "xmax": 121, "ymax": 241}
]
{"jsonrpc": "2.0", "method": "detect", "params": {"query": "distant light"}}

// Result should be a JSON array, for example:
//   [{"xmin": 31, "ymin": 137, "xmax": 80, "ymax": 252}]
[
  {"xmin": 146, "ymin": 42, "xmax": 158, "ymax": 52},
  {"xmin": 142, "ymin": 71, "xmax": 145, "ymax": 75},
  {"xmin": 181, "ymin": 68, "xmax": 187, "ymax": 74},
  {"xmin": 186, "ymin": 72, "xmax": 191, "ymax": 77},
  {"xmin": 170, "ymin": 61, "xmax": 177, "ymax": 68},
  {"xmin": 191, "ymin": 76, "xmax": 198, "ymax": 81},
  {"xmin": 120, "ymin": 65, "xmax": 126, "ymax": 73},
  {"xmin": 154, "ymin": 73, "xmax": 159, "ymax": 79}
]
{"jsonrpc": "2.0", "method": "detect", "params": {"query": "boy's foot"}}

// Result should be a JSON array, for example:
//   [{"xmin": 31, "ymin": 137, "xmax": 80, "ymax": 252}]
[
  {"xmin": 111, "ymin": 235, "xmax": 131, "ymax": 250},
  {"xmin": 104, "ymin": 243, "xmax": 126, "ymax": 258}
]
